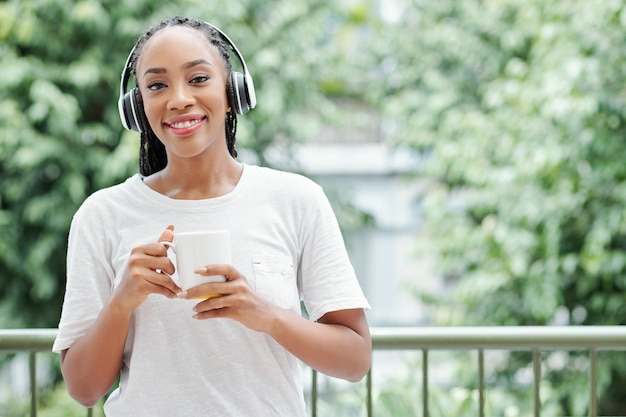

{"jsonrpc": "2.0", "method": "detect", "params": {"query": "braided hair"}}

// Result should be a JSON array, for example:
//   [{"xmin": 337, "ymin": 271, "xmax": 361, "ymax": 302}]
[{"xmin": 127, "ymin": 16, "xmax": 239, "ymax": 176}]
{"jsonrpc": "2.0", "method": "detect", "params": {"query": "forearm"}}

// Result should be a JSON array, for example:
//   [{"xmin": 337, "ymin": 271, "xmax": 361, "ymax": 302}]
[
  {"xmin": 61, "ymin": 298, "xmax": 132, "ymax": 407},
  {"xmin": 267, "ymin": 307, "xmax": 371, "ymax": 382}
]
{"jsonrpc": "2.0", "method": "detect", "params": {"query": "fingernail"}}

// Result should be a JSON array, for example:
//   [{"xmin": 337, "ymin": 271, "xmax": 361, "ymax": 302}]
[
  {"xmin": 177, "ymin": 290, "xmax": 188, "ymax": 299},
  {"xmin": 167, "ymin": 225, "xmax": 175, "ymax": 231},
  {"xmin": 194, "ymin": 267, "xmax": 208, "ymax": 274}
]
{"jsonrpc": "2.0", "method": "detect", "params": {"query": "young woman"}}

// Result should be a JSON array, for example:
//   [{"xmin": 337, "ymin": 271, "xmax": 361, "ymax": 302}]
[{"xmin": 53, "ymin": 16, "xmax": 371, "ymax": 417}]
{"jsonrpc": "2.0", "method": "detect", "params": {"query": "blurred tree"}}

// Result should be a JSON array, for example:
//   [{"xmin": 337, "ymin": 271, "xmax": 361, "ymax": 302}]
[
  {"xmin": 0, "ymin": 0, "xmax": 371, "ymax": 328},
  {"xmin": 372, "ymin": 0, "xmax": 626, "ymax": 414}
]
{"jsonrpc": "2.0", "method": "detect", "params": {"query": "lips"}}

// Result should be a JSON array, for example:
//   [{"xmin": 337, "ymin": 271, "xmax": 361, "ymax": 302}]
[
  {"xmin": 164, "ymin": 115, "xmax": 207, "ymax": 134},
  {"xmin": 169, "ymin": 119, "xmax": 203, "ymax": 129},
  {"xmin": 165, "ymin": 115, "xmax": 206, "ymax": 128}
]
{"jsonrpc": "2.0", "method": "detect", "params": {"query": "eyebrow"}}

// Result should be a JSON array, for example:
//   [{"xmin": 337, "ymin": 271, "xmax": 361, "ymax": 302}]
[{"xmin": 143, "ymin": 59, "xmax": 213, "ymax": 78}]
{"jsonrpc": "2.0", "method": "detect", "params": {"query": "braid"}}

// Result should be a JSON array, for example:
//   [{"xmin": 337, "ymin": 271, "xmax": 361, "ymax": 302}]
[
  {"xmin": 139, "ymin": 131, "xmax": 167, "ymax": 176},
  {"xmin": 131, "ymin": 16, "xmax": 239, "ymax": 175},
  {"xmin": 226, "ymin": 111, "xmax": 238, "ymax": 159}
]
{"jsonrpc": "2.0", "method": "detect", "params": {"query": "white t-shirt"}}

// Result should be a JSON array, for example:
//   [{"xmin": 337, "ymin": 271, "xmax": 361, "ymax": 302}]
[{"xmin": 53, "ymin": 164, "xmax": 370, "ymax": 417}]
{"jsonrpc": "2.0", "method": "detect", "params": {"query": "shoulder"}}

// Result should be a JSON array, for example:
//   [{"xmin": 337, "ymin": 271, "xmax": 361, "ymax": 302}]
[
  {"xmin": 244, "ymin": 165, "xmax": 336, "ymax": 224},
  {"xmin": 246, "ymin": 164, "xmax": 323, "ymax": 196},
  {"xmin": 82, "ymin": 175, "xmax": 139, "ymax": 203},
  {"xmin": 73, "ymin": 175, "xmax": 141, "ymax": 219}
]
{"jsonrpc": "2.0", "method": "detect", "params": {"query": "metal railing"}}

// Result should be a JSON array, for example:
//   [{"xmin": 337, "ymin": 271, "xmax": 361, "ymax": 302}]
[{"xmin": 2, "ymin": 326, "xmax": 626, "ymax": 417}]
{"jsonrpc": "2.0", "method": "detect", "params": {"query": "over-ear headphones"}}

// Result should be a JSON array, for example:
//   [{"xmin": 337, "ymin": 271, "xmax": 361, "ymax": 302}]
[{"xmin": 118, "ymin": 21, "xmax": 257, "ymax": 132}]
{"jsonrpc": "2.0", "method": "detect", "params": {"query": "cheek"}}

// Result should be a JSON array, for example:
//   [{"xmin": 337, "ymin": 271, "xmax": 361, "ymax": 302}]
[{"xmin": 141, "ymin": 98, "xmax": 160, "ymax": 127}]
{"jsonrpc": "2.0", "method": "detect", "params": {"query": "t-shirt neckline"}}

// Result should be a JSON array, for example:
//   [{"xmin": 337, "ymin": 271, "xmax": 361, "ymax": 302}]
[{"xmin": 132, "ymin": 163, "xmax": 252, "ymax": 209}]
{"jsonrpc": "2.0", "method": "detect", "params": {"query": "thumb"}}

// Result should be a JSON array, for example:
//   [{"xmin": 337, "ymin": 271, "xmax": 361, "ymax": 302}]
[{"xmin": 158, "ymin": 225, "xmax": 175, "ymax": 244}]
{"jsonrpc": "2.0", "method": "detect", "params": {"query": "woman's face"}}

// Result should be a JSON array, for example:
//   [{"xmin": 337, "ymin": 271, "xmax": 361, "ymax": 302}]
[{"xmin": 137, "ymin": 25, "xmax": 230, "ymax": 161}]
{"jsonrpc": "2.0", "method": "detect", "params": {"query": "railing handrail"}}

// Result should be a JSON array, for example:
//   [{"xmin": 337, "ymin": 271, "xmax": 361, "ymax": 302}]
[
  {"xmin": 3, "ymin": 326, "xmax": 626, "ymax": 417},
  {"xmin": 3, "ymin": 326, "xmax": 626, "ymax": 352},
  {"xmin": 0, "ymin": 328, "xmax": 59, "ymax": 351},
  {"xmin": 372, "ymin": 325, "xmax": 626, "ymax": 349}
]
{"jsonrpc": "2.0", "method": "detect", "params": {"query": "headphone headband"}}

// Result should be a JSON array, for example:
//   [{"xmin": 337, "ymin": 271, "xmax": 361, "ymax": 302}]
[{"xmin": 118, "ymin": 20, "xmax": 256, "ymax": 132}]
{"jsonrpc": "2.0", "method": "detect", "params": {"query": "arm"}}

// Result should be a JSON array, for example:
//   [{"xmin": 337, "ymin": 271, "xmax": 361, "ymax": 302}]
[
  {"xmin": 60, "ymin": 298, "xmax": 133, "ymax": 407},
  {"xmin": 270, "ymin": 307, "xmax": 371, "ymax": 382},
  {"xmin": 184, "ymin": 265, "xmax": 372, "ymax": 382},
  {"xmin": 60, "ymin": 227, "xmax": 179, "ymax": 407}
]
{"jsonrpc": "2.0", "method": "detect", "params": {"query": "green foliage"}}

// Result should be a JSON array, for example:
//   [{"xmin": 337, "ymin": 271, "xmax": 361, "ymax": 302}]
[
  {"xmin": 379, "ymin": 0, "xmax": 626, "ymax": 413},
  {"xmin": 2, "ymin": 0, "xmax": 137, "ymax": 327},
  {"xmin": 387, "ymin": 0, "xmax": 626, "ymax": 325}
]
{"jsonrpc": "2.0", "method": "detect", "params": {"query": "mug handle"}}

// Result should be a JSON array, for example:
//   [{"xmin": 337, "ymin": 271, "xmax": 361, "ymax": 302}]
[{"xmin": 159, "ymin": 241, "xmax": 175, "ymax": 251}]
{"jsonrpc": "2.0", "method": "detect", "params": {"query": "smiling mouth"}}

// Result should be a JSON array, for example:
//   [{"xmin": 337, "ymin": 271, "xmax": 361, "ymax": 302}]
[{"xmin": 166, "ymin": 117, "xmax": 206, "ymax": 129}]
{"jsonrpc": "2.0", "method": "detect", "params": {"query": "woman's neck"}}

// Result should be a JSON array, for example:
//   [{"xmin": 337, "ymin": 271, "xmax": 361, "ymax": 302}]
[{"xmin": 145, "ymin": 157, "xmax": 243, "ymax": 200}]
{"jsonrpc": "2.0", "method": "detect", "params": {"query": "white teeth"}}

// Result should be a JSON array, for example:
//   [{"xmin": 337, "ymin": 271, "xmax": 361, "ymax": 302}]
[{"xmin": 170, "ymin": 119, "xmax": 201, "ymax": 129}]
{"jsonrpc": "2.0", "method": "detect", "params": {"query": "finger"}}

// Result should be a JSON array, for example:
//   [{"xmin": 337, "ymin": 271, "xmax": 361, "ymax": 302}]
[
  {"xmin": 184, "ymin": 264, "xmax": 235, "ymax": 299},
  {"xmin": 148, "ymin": 269, "xmax": 181, "ymax": 295},
  {"xmin": 147, "ymin": 280, "xmax": 180, "ymax": 299},
  {"xmin": 193, "ymin": 264, "xmax": 236, "ymax": 280},
  {"xmin": 142, "ymin": 240, "xmax": 174, "ymax": 259},
  {"xmin": 158, "ymin": 225, "xmax": 175, "ymax": 245},
  {"xmin": 153, "ymin": 254, "xmax": 175, "ymax": 276},
  {"xmin": 193, "ymin": 307, "xmax": 229, "ymax": 320},
  {"xmin": 182, "ymin": 281, "xmax": 229, "ymax": 300},
  {"xmin": 193, "ymin": 294, "xmax": 232, "ymax": 317},
  {"xmin": 142, "ymin": 225, "xmax": 176, "ymax": 263}
]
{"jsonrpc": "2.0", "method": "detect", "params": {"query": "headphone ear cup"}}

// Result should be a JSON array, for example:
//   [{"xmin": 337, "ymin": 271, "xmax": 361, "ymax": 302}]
[
  {"xmin": 119, "ymin": 90, "xmax": 135, "ymax": 131},
  {"xmin": 229, "ymin": 71, "xmax": 250, "ymax": 115},
  {"xmin": 120, "ymin": 87, "xmax": 147, "ymax": 132}
]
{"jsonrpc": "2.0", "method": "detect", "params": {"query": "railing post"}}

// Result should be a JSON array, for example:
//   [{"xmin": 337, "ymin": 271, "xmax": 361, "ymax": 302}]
[
  {"xmin": 589, "ymin": 348, "xmax": 598, "ymax": 417},
  {"xmin": 533, "ymin": 349, "xmax": 541, "ymax": 417},
  {"xmin": 29, "ymin": 352, "xmax": 37, "ymax": 417},
  {"xmin": 366, "ymin": 367, "xmax": 372, "ymax": 417},
  {"xmin": 478, "ymin": 349, "xmax": 485, "ymax": 417},
  {"xmin": 422, "ymin": 349, "xmax": 428, "ymax": 417},
  {"xmin": 311, "ymin": 368, "xmax": 318, "ymax": 417}
]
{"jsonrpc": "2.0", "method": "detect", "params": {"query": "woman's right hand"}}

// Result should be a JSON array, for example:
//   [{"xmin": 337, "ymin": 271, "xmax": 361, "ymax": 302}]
[
  {"xmin": 61, "ymin": 225, "xmax": 180, "ymax": 407},
  {"xmin": 111, "ymin": 225, "xmax": 180, "ymax": 313}
]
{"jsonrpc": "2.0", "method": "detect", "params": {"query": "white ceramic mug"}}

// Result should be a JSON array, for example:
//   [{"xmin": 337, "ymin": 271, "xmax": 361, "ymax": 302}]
[{"xmin": 160, "ymin": 230, "xmax": 231, "ymax": 298}]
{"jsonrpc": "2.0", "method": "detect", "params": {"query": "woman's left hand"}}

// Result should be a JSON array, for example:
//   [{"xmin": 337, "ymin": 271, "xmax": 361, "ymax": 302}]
[
  {"xmin": 181, "ymin": 264, "xmax": 277, "ymax": 333},
  {"xmin": 183, "ymin": 265, "xmax": 371, "ymax": 383}
]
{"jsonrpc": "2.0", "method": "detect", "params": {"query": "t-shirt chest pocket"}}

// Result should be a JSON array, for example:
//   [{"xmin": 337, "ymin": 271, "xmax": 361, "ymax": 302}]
[{"xmin": 252, "ymin": 256, "xmax": 299, "ymax": 312}]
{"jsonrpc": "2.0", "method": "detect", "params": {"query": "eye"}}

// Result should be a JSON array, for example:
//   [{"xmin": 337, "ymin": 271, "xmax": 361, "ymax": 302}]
[
  {"xmin": 147, "ymin": 81, "xmax": 166, "ymax": 91},
  {"xmin": 190, "ymin": 75, "xmax": 209, "ymax": 84}
]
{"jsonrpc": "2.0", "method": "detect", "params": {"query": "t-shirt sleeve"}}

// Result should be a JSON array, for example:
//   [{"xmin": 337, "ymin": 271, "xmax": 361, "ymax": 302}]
[
  {"xmin": 297, "ymin": 183, "xmax": 370, "ymax": 322},
  {"xmin": 52, "ymin": 198, "xmax": 116, "ymax": 353}
]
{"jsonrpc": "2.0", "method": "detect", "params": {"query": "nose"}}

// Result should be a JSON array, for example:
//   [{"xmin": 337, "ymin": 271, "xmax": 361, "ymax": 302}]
[{"xmin": 167, "ymin": 83, "xmax": 195, "ymax": 110}]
